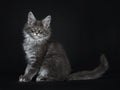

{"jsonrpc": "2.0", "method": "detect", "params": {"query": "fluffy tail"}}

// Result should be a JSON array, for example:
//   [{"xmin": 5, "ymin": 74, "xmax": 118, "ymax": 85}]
[{"xmin": 68, "ymin": 54, "xmax": 109, "ymax": 80}]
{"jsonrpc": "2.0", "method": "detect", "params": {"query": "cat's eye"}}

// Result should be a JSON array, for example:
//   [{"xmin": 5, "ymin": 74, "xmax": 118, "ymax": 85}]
[
  {"xmin": 38, "ymin": 30, "xmax": 42, "ymax": 34},
  {"xmin": 31, "ymin": 29, "xmax": 35, "ymax": 32}
]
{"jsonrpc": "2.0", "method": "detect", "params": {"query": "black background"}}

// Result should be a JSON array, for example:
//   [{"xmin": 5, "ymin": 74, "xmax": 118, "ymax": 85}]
[{"xmin": 0, "ymin": 0, "xmax": 120, "ymax": 90}]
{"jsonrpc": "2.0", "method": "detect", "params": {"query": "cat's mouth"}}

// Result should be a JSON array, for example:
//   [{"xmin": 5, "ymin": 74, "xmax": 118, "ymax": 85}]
[
  {"xmin": 33, "ymin": 33, "xmax": 40, "ymax": 36},
  {"xmin": 32, "ymin": 33, "xmax": 46, "ymax": 39}
]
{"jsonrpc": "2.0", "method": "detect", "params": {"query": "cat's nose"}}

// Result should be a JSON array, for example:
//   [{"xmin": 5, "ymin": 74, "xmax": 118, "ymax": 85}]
[
  {"xmin": 37, "ymin": 33, "xmax": 40, "ymax": 36},
  {"xmin": 35, "ymin": 33, "xmax": 40, "ymax": 36}
]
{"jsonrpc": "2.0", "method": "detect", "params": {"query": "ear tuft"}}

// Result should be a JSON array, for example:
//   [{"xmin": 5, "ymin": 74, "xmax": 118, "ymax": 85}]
[
  {"xmin": 42, "ymin": 15, "xmax": 51, "ymax": 29},
  {"xmin": 27, "ymin": 11, "xmax": 36, "ymax": 26}
]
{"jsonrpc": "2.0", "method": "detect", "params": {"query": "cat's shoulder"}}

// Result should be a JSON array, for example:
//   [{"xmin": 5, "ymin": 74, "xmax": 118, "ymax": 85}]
[
  {"xmin": 48, "ymin": 38, "xmax": 62, "ymax": 46},
  {"xmin": 48, "ymin": 39, "xmax": 59, "ymax": 44}
]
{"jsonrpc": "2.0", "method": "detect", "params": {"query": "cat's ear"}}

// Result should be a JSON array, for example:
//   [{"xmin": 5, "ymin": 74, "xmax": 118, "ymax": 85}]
[
  {"xmin": 42, "ymin": 15, "xmax": 51, "ymax": 29},
  {"xmin": 27, "ymin": 11, "xmax": 36, "ymax": 26}
]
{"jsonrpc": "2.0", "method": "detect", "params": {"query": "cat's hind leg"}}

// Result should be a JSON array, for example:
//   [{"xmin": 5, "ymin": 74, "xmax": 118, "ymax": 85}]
[
  {"xmin": 36, "ymin": 66, "xmax": 49, "ymax": 82},
  {"xmin": 36, "ymin": 62, "xmax": 58, "ymax": 82}
]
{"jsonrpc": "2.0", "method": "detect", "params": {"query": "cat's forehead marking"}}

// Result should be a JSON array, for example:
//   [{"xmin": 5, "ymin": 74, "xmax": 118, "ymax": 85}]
[{"xmin": 34, "ymin": 21, "xmax": 42, "ymax": 26}]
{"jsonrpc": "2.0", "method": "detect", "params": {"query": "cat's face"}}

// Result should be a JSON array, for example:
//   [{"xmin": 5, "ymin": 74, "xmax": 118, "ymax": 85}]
[{"xmin": 24, "ymin": 11, "xmax": 51, "ymax": 40}]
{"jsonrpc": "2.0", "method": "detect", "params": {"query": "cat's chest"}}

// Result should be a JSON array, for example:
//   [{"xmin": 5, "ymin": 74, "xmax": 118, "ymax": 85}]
[{"xmin": 23, "ymin": 37, "xmax": 44, "ymax": 51}]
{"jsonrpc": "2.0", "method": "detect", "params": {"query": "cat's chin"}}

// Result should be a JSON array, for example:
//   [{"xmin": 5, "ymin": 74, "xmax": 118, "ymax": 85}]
[{"xmin": 33, "ymin": 36, "xmax": 50, "ymax": 41}]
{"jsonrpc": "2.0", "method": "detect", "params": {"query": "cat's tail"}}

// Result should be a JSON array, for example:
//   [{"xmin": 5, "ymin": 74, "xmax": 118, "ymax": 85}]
[{"xmin": 68, "ymin": 54, "xmax": 109, "ymax": 80}]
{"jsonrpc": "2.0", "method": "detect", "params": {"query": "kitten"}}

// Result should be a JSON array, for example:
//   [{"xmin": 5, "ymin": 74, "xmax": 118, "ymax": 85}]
[{"xmin": 19, "ymin": 11, "xmax": 109, "ymax": 82}]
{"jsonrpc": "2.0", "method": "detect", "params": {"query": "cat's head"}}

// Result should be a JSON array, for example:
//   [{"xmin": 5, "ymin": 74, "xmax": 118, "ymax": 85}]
[{"xmin": 24, "ymin": 11, "xmax": 51, "ymax": 40}]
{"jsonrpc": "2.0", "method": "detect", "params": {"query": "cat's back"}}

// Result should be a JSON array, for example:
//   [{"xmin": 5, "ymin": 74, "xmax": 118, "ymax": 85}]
[
  {"xmin": 46, "ymin": 39, "xmax": 71, "ymax": 76},
  {"xmin": 47, "ymin": 38, "xmax": 70, "ymax": 63},
  {"xmin": 47, "ymin": 39, "xmax": 65, "ymax": 53}
]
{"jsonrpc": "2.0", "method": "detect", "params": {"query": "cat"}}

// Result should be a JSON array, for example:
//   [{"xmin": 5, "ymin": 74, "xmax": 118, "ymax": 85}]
[{"xmin": 19, "ymin": 11, "xmax": 109, "ymax": 82}]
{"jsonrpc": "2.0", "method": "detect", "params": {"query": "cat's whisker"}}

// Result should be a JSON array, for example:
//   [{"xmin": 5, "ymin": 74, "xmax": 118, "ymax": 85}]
[
  {"xmin": 34, "ymin": 33, "xmax": 37, "ymax": 36},
  {"xmin": 37, "ymin": 34, "xmax": 40, "ymax": 36}
]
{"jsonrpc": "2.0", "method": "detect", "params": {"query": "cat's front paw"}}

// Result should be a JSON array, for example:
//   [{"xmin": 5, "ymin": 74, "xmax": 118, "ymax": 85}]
[
  {"xmin": 36, "ymin": 76, "xmax": 46, "ymax": 82},
  {"xmin": 19, "ymin": 75, "xmax": 31, "ymax": 82}
]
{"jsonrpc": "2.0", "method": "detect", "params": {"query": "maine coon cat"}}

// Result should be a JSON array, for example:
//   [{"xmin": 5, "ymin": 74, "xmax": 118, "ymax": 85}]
[{"xmin": 19, "ymin": 11, "xmax": 109, "ymax": 82}]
